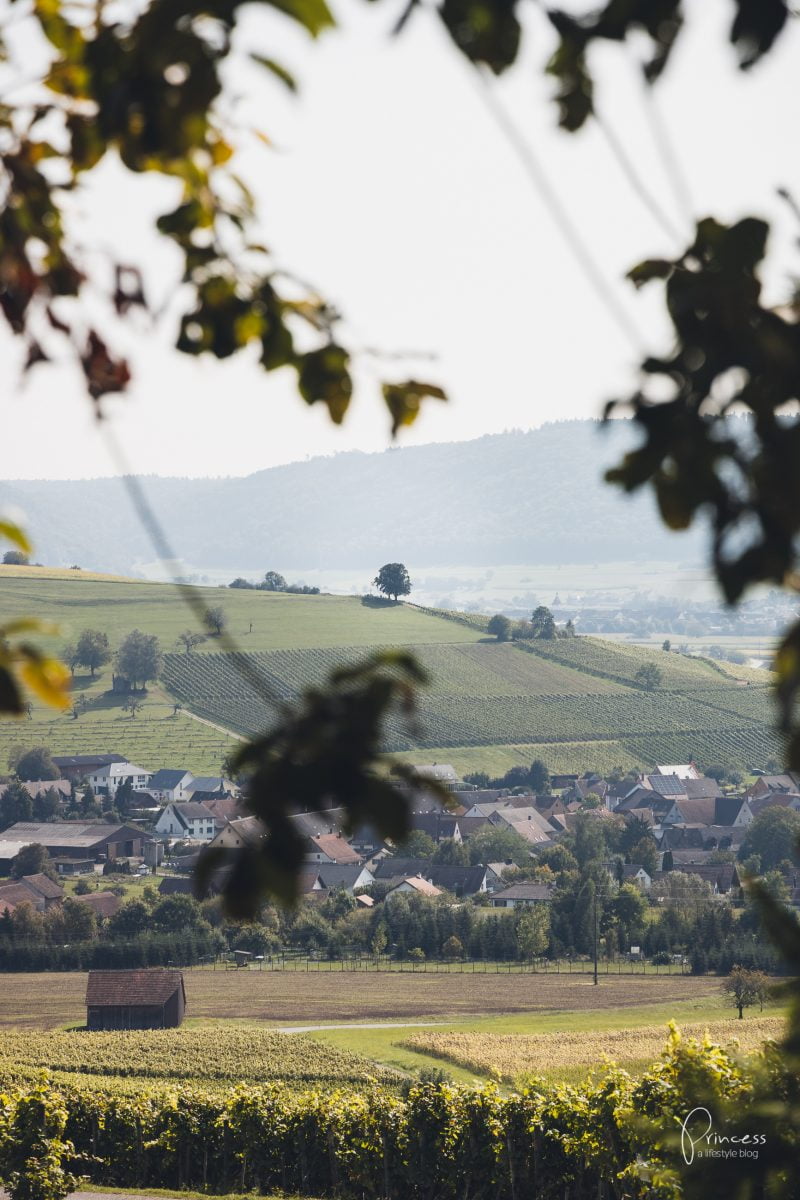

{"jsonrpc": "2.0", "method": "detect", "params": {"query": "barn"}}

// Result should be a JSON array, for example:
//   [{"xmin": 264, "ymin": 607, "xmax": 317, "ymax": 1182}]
[{"xmin": 85, "ymin": 969, "xmax": 186, "ymax": 1030}]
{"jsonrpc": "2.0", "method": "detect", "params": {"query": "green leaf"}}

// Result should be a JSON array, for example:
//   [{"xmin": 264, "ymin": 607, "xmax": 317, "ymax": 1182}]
[
  {"xmin": 382, "ymin": 379, "xmax": 447, "ymax": 436},
  {"xmin": 250, "ymin": 55, "xmax": 297, "ymax": 92},
  {"xmin": 626, "ymin": 259, "xmax": 673, "ymax": 289},
  {"xmin": 265, "ymin": 0, "xmax": 335, "ymax": 38},
  {"xmin": 0, "ymin": 521, "xmax": 32, "ymax": 555}
]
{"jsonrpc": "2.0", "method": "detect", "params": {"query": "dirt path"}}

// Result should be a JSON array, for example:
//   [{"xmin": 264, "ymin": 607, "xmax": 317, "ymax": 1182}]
[{"xmin": 178, "ymin": 708, "xmax": 243, "ymax": 739}]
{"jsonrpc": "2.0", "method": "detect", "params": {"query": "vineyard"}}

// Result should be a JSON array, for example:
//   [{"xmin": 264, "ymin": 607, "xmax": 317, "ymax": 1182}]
[
  {"xmin": 0, "ymin": 1024, "xmax": 793, "ymax": 1200},
  {"xmin": 161, "ymin": 636, "xmax": 778, "ymax": 771},
  {"xmin": 403, "ymin": 1016, "xmax": 784, "ymax": 1085},
  {"xmin": 0, "ymin": 704, "xmax": 238, "ymax": 777},
  {"xmin": 0, "ymin": 1026, "xmax": 399, "ymax": 1089}
]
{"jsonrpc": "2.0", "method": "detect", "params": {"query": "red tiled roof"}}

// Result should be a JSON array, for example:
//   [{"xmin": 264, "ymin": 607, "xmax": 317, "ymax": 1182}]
[{"xmin": 86, "ymin": 969, "xmax": 185, "ymax": 1007}]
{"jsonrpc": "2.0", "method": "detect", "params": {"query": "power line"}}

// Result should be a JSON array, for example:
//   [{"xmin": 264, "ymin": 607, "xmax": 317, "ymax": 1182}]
[
  {"xmin": 469, "ymin": 65, "xmax": 648, "ymax": 355},
  {"xmin": 100, "ymin": 421, "xmax": 281, "ymax": 712},
  {"xmin": 593, "ymin": 108, "xmax": 683, "ymax": 243},
  {"xmin": 632, "ymin": 57, "xmax": 695, "ymax": 235}
]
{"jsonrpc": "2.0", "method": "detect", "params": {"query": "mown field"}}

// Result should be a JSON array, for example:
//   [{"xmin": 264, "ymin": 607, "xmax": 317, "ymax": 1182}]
[
  {"xmin": 0, "ymin": 970, "xmax": 720, "ymax": 1030},
  {"xmin": 0, "ymin": 570, "xmax": 779, "ymax": 773}
]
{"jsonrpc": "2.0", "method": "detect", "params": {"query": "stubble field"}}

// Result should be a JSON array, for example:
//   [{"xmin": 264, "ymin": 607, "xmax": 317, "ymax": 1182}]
[{"xmin": 0, "ymin": 969, "xmax": 720, "ymax": 1029}]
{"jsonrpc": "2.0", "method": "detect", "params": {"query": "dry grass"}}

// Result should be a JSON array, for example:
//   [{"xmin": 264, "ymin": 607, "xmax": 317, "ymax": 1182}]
[
  {"xmin": 404, "ymin": 1016, "xmax": 784, "ymax": 1084},
  {"xmin": 0, "ymin": 970, "xmax": 720, "ymax": 1029}
]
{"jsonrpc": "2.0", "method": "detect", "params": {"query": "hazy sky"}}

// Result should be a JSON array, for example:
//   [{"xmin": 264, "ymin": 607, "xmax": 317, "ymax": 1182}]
[{"xmin": 2, "ymin": 0, "xmax": 799, "ymax": 480}]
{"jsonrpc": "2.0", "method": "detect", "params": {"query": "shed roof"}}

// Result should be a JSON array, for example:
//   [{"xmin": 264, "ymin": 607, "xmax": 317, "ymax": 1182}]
[
  {"xmin": 86, "ymin": 969, "xmax": 185, "ymax": 1007},
  {"xmin": 76, "ymin": 891, "xmax": 123, "ymax": 919},
  {"xmin": 1, "ymin": 822, "xmax": 153, "ymax": 848},
  {"xmin": 149, "ymin": 769, "xmax": 194, "ymax": 790}
]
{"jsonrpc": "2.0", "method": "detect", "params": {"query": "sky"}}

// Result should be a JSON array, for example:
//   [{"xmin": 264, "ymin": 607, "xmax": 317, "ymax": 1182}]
[{"xmin": 1, "ymin": 0, "xmax": 799, "ymax": 480}]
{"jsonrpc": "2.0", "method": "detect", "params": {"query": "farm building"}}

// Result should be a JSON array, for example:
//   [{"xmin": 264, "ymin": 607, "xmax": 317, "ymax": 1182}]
[
  {"xmin": 85, "ymin": 969, "xmax": 186, "ymax": 1030},
  {"xmin": 0, "ymin": 821, "xmax": 155, "ymax": 868}
]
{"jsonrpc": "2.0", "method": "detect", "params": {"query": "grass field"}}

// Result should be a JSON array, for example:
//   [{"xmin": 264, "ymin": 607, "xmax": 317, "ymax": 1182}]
[{"xmin": 0, "ymin": 569, "xmax": 780, "ymax": 773}]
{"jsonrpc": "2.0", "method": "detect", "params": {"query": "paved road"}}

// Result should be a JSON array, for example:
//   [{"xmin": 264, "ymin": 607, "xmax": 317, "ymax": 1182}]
[{"xmin": 276, "ymin": 1020, "xmax": 446, "ymax": 1033}]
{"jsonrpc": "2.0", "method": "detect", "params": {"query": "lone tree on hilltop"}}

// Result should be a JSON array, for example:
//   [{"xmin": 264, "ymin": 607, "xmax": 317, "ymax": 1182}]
[
  {"xmin": 373, "ymin": 563, "xmax": 411, "ymax": 602},
  {"xmin": 115, "ymin": 631, "xmax": 162, "ymax": 691},
  {"xmin": 75, "ymin": 629, "xmax": 111, "ymax": 677},
  {"xmin": 635, "ymin": 663, "xmax": 663, "ymax": 691},
  {"xmin": 531, "ymin": 606, "xmax": 556, "ymax": 639},
  {"xmin": 2, "ymin": 550, "xmax": 28, "ymax": 565},
  {"xmin": 262, "ymin": 571, "xmax": 287, "ymax": 592},
  {"xmin": 488, "ymin": 614, "xmax": 511, "ymax": 641}
]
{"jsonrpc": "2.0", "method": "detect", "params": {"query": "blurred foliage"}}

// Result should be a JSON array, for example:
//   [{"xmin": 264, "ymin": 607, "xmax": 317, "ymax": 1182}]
[{"xmin": 197, "ymin": 651, "xmax": 450, "ymax": 913}]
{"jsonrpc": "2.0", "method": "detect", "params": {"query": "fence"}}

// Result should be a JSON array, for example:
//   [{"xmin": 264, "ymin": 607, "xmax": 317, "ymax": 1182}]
[{"xmin": 199, "ymin": 954, "xmax": 690, "ymax": 976}]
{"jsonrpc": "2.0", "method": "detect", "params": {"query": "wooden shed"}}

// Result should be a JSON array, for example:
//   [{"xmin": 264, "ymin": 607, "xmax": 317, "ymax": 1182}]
[{"xmin": 85, "ymin": 969, "xmax": 186, "ymax": 1030}]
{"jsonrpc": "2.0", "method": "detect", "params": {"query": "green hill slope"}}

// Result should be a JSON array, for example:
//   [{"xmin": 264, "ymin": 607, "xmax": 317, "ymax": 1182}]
[{"xmin": 0, "ymin": 572, "xmax": 780, "ymax": 776}]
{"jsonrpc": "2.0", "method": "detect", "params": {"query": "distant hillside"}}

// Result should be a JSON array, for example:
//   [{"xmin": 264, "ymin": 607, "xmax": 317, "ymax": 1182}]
[
  {"xmin": 0, "ymin": 422, "xmax": 704, "ymax": 574},
  {"xmin": 0, "ymin": 573, "xmax": 778, "ymax": 775}
]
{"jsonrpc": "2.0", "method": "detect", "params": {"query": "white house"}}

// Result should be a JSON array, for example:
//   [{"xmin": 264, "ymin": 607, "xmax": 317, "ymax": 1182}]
[
  {"xmin": 147, "ymin": 770, "xmax": 194, "ymax": 803},
  {"xmin": 88, "ymin": 761, "xmax": 152, "ymax": 797},
  {"xmin": 154, "ymin": 802, "xmax": 219, "ymax": 841}
]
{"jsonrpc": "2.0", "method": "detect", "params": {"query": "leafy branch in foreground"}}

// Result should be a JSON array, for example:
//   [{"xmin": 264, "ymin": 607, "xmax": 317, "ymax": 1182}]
[
  {"xmin": 0, "ymin": 525, "xmax": 70, "ymax": 716},
  {"xmin": 196, "ymin": 651, "xmax": 450, "ymax": 913}
]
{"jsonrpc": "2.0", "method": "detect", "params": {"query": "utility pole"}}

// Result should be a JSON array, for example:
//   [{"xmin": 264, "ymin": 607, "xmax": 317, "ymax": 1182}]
[{"xmin": 593, "ymin": 886, "xmax": 598, "ymax": 986}]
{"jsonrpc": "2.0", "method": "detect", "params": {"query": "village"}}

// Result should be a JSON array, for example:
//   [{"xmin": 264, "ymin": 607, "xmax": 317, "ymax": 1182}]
[{"xmin": 1, "ymin": 751, "xmax": 798, "ymax": 985}]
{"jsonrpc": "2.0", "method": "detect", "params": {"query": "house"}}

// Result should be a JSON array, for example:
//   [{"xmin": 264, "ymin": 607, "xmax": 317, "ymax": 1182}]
[
  {"xmin": 85, "ymin": 969, "xmax": 186, "ymax": 1029},
  {"xmin": 208, "ymin": 815, "xmax": 264, "ymax": 851},
  {"xmin": 14, "ymin": 873, "xmax": 64, "ymax": 909},
  {"xmin": 653, "ymin": 763, "xmax": 702, "ymax": 780},
  {"xmin": 184, "ymin": 776, "xmax": 237, "ymax": 798},
  {"xmin": 87, "ymin": 761, "xmax": 153, "ymax": 798},
  {"xmin": 485, "ymin": 862, "xmax": 517, "ymax": 891},
  {"xmin": 673, "ymin": 796, "xmax": 753, "ymax": 827},
  {"xmin": 410, "ymin": 812, "xmax": 463, "ymax": 843},
  {"xmin": 748, "ymin": 793, "xmax": 800, "ymax": 818},
  {"xmin": 0, "ymin": 881, "xmax": 49, "ymax": 914},
  {"xmin": 75, "ymin": 891, "xmax": 124, "ymax": 920},
  {"xmin": 0, "ymin": 821, "xmax": 154, "ymax": 865},
  {"xmin": 407, "ymin": 764, "xmax": 459, "ymax": 791},
  {"xmin": 745, "ymin": 773, "xmax": 800, "ymax": 800},
  {"xmin": 154, "ymin": 802, "xmax": 220, "ymax": 841},
  {"xmin": 147, "ymin": 770, "xmax": 194, "ymax": 803},
  {"xmin": 374, "ymin": 858, "xmax": 489, "ymax": 896},
  {"xmin": 656, "ymin": 863, "xmax": 742, "ymax": 895},
  {"xmin": 305, "ymin": 834, "xmax": 363, "ymax": 865},
  {"xmin": 1, "ymin": 779, "xmax": 72, "ymax": 804},
  {"xmin": 385, "ymin": 875, "xmax": 442, "ymax": 900},
  {"xmin": 608, "ymin": 863, "xmax": 652, "ymax": 891},
  {"xmin": 316, "ymin": 863, "xmax": 375, "ymax": 893},
  {"xmin": 490, "ymin": 882, "xmax": 554, "ymax": 908},
  {"xmin": 52, "ymin": 754, "xmax": 128, "ymax": 782}
]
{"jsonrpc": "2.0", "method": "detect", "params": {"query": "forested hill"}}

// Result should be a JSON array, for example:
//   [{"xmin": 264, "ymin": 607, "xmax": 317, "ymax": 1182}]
[{"xmin": 0, "ymin": 422, "xmax": 704, "ymax": 574}]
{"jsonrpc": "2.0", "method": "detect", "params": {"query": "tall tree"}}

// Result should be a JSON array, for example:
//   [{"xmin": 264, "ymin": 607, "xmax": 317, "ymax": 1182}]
[
  {"xmin": 373, "ymin": 563, "xmax": 411, "ymax": 602},
  {"xmin": 262, "ymin": 572, "xmax": 288, "ymax": 592},
  {"xmin": 11, "ymin": 843, "xmax": 58, "ymax": 881},
  {"xmin": 0, "ymin": 781, "xmax": 33, "ymax": 829},
  {"xmin": 75, "ymin": 629, "xmax": 111, "ymax": 677},
  {"xmin": 13, "ymin": 747, "xmax": 59, "ymax": 782},
  {"xmin": 531, "ymin": 607, "xmax": 556, "ymax": 640},
  {"xmin": 115, "ymin": 631, "xmax": 162, "ymax": 690}
]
